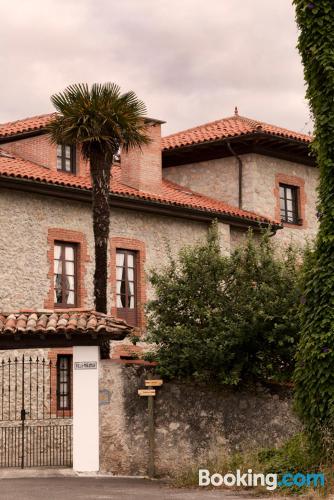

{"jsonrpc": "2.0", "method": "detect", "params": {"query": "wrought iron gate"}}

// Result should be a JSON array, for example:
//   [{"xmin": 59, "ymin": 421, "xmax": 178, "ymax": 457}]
[{"xmin": 0, "ymin": 356, "xmax": 72, "ymax": 468}]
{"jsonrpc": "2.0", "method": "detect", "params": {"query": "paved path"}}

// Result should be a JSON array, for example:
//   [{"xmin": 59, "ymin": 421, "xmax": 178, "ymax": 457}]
[{"xmin": 0, "ymin": 477, "xmax": 282, "ymax": 500}]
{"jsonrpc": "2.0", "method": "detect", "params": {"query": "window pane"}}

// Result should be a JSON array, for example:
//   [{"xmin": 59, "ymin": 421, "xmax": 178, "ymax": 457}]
[
  {"xmin": 60, "ymin": 357, "xmax": 68, "ymax": 370},
  {"xmin": 65, "ymin": 246, "xmax": 74, "ymax": 261},
  {"xmin": 287, "ymin": 200, "xmax": 293, "ymax": 211},
  {"xmin": 127, "ymin": 254, "xmax": 134, "ymax": 268},
  {"xmin": 116, "ymin": 281, "xmax": 122, "ymax": 294},
  {"xmin": 280, "ymin": 198, "xmax": 285, "ymax": 210},
  {"xmin": 120, "ymin": 278, "xmax": 126, "ymax": 296},
  {"xmin": 65, "ymin": 159, "xmax": 71, "ymax": 171},
  {"xmin": 54, "ymin": 245, "xmax": 61, "ymax": 259},
  {"xmin": 128, "ymin": 268, "xmax": 134, "ymax": 281},
  {"xmin": 57, "ymin": 158, "xmax": 63, "ymax": 169},
  {"xmin": 116, "ymin": 253, "xmax": 125, "ymax": 266},
  {"xmin": 129, "ymin": 281, "xmax": 134, "ymax": 296},
  {"xmin": 57, "ymin": 145, "xmax": 62, "ymax": 156},
  {"xmin": 129, "ymin": 296, "xmax": 135, "ymax": 308},
  {"xmin": 116, "ymin": 267, "xmax": 125, "ymax": 280},
  {"xmin": 67, "ymin": 291, "xmax": 75, "ymax": 304},
  {"xmin": 116, "ymin": 295, "xmax": 123, "ymax": 308},
  {"xmin": 58, "ymin": 356, "xmax": 71, "ymax": 410},
  {"xmin": 54, "ymin": 259, "xmax": 62, "ymax": 273},
  {"xmin": 66, "ymin": 261, "xmax": 75, "ymax": 275},
  {"xmin": 65, "ymin": 146, "xmax": 71, "ymax": 158},
  {"xmin": 67, "ymin": 276, "xmax": 75, "ymax": 290},
  {"xmin": 286, "ymin": 188, "xmax": 292, "ymax": 200},
  {"xmin": 55, "ymin": 276, "xmax": 62, "ymax": 303}
]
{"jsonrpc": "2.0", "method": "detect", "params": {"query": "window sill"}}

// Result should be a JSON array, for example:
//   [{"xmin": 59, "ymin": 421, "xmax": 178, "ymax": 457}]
[{"xmin": 281, "ymin": 220, "xmax": 304, "ymax": 229}]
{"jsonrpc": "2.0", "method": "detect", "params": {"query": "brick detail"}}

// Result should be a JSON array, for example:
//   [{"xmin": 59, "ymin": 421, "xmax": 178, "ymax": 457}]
[
  {"xmin": 48, "ymin": 348, "xmax": 73, "ymax": 417},
  {"xmin": 111, "ymin": 343, "xmax": 144, "ymax": 360},
  {"xmin": 121, "ymin": 123, "xmax": 162, "ymax": 193},
  {"xmin": 2, "ymin": 134, "xmax": 88, "ymax": 176},
  {"xmin": 44, "ymin": 228, "xmax": 91, "ymax": 309},
  {"xmin": 274, "ymin": 173, "xmax": 307, "ymax": 229},
  {"xmin": 109, "ymin": 237, "xmax": 146, "ymax": 334}
]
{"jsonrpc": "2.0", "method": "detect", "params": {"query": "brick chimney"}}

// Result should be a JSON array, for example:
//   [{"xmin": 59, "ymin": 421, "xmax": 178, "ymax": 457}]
[{"xmin": 120, "ymin": 118, "xmax": 164, "ymax": 194}]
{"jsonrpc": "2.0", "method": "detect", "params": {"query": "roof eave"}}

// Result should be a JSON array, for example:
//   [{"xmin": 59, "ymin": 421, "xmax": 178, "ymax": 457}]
[
  {"xmin": 0, "ymin": 174, "xmax": 279, "ymax": 231},
  {"xmin": 162, "ymin": 132, "xmax": 315, "ymax": 167}
]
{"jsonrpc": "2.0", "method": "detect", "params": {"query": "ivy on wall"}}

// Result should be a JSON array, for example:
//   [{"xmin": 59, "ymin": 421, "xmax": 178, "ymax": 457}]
[{"xmin": 293, "ymin": 1, "xmax": 334, "ymax": 446}]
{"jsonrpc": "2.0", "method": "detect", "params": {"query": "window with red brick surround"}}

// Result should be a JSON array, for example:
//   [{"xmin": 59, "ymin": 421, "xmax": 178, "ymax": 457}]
[
  {"xmin": 274, "ymin": 173, "xmax": 307, "ymax": 229},
  {"xmin": 110, "ymin": 237, "xmax": 146, "ymax": 331},
  {"xmin": 48, "ymin": 348, "xmax": 73, "ymax": 417},
  {"xmin": 45, "ymin": 228, "xmax": 90, "ymax": 309}
]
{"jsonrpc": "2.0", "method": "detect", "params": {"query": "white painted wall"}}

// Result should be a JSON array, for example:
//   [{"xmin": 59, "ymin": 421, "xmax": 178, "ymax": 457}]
[{"xmin": 73, "ymin": 345, "xmax": 100, "ymax": 472}]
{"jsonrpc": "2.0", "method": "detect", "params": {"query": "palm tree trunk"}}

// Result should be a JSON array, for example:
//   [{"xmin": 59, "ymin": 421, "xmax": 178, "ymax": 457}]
[{"xmin": 90, "ymin": 149, "xmax": 112, "ymax": 314}]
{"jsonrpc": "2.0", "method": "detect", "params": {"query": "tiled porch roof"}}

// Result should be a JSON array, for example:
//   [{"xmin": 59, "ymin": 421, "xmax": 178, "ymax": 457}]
[{"xmin": 0, "ymin": 310, "xmax": 132, "ymax": 339}]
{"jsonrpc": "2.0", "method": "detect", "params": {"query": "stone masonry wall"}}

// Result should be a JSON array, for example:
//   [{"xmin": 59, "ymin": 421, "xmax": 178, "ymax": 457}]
[
  {"xmin": 164, "ymin": 153, "xmax": 319, "ymax": 248},
  {"xmin": 99, "ymin": 361, "xmax": 300, "ymax": 477},
  {"xmin": 164, "ymin": 157, "xmax": 239, "ymax": 207},
  {"xmin": 0, "ymin": 188, "xmax": 215, "ymax": 313}
]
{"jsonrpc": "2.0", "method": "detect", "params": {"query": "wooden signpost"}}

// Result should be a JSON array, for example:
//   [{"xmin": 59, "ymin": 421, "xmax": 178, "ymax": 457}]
[
  {"xmin": 138, "ymin": 379, "xmax": 163, "ymax": 478},
  {"xmin": 138, "ymin": 389, "xmax": 156, "ymax": 397},
  {"xmin": 144, "ymin": 379, "xmax": 163, "ymax": 387}
]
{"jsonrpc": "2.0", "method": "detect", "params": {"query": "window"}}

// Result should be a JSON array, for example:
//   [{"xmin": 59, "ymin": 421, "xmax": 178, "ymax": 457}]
[
  {"xmin": 54, "ymin": 242, "xmax": 77, "ymax": 307},
  {"xmin": 116, "ymin": 249, "xmax": 137, "ymax": 325},
  {"xmin": 57, "ymin": 144, "xmax": 76, "ymax": 173},
  {"xmin": 57, "ymin": 355, "xmax": 72, "ymax": 410},
  {"xmin": 279, "ymin": 184, "xmax": 300, "ymax": 224}
]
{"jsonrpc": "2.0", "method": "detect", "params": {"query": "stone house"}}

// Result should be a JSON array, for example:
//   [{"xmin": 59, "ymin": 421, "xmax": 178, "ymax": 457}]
[
  {"xmin": 0, "ymin": 109, "xmax": 316, "ymax": 473},
  {"xmin": 0, "ymin": 110, "xmax": 316, "ymax": 345}
]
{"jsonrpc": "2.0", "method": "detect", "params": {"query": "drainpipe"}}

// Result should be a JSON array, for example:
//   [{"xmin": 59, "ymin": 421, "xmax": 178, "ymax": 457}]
[{"xmin": 226, "ymin": 141, "xmax": 243, "ymax": 209}]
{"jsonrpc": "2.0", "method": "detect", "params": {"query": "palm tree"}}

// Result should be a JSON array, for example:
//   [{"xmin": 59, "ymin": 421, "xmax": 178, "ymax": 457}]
[{"xmin": 48, "ymin": 83, "xmax": 150, "ymax": 313}]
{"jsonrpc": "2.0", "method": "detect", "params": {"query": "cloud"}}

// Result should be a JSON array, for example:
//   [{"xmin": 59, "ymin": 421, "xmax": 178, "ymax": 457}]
[{"xmin": 0, "ymin": 0, "xmax": 310, "ymax": 134}]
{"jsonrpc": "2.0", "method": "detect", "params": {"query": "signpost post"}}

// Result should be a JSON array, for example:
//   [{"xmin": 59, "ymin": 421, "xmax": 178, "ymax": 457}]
[{"xmin": 138, "ymin": 379, "xmax": 163, "ymax": 478}]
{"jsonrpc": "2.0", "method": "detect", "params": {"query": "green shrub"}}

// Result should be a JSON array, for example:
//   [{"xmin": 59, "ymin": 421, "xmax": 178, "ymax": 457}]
[{"xmin": 143, "ymin": 223, "xmax": 301, "ymax": 385}]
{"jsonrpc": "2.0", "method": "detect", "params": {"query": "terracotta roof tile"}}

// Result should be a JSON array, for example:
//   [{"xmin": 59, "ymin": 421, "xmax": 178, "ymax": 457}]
[
  {"xmin": 0, "ymin": 112, "xmax": 312, "ymax": 148},
  {"xmin": 0, "ymin": 113, "xmax": 57, "ymax": 138},
  {"xmin": 0, "ymin": 147, "xmax": 277, "ymax": 225},
  {"xmin": 0, "ymin": 310, "xmax": 132, "ymax": 338},
  {"xmin": 162, "ymin": 114, "xmax": 312, "ymax": 150}
]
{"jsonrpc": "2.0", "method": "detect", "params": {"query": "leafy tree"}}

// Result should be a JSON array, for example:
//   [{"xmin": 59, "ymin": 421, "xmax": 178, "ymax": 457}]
[
  {"xmin": 144, "ymin": 224, "xmax": 301, "ymax": 385},
  {"xmin": 48, "ymin": 83, "xmax": 149, "ymax": 313},
  {"xmin": 293, "ymin": 2, "xmax": 334, "ymax": 444}
]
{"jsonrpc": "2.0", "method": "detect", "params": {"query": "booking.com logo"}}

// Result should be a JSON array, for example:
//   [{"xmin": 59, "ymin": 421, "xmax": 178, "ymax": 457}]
[{"xmin": 199, "ymin": 469, "xmax": 325, "ymax": 490}]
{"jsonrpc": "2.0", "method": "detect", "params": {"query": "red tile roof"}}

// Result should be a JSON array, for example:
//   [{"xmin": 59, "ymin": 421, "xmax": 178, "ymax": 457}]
[
  {"xmin": 162, "ymin": 114, "xmax": 312, "ymax": 150},
  {"xmin": 0, "ymin": 113, "xmax": 57, "ymax": 138},
  {"xmin": 0, "ymin": 147, "xmax": 277, "ymax": 225},
  {"xmin": 0, "ymin": 112, "xmax": 312, "ymax": 150},
  {"xmin": 0, "ymin": 310, "xmax": 132, "ymax": 338}
]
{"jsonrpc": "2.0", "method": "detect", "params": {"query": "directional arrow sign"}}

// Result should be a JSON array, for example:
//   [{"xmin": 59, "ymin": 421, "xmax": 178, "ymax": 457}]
[
  {"xmin": 138, "ymin": 389, "xmax": 156, "ymax": 397},
  {"xmin": 145, "ymin": 380, "xmax": 163, "ymax": 387}
]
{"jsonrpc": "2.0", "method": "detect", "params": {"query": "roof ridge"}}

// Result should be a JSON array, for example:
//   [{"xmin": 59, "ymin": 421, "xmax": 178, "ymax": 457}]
[
  {"xmin": 163, "ymin": 113, "xmax": 312, "ymax": 141},
  {"xmin": 163, "ymin": 115, "xmax": 238, "ymax": 139}
]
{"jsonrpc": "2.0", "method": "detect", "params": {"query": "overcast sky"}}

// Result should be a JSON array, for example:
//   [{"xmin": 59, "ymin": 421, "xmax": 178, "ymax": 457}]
[{"xmin": 0, "ymin": 0, "xmax": 311, "ymax": 135}]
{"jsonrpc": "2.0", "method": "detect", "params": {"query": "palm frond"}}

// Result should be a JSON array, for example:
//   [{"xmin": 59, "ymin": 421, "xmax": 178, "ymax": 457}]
[{"xmin": 47, "ymin": 82, "xmax": 150, "ymax": 160}]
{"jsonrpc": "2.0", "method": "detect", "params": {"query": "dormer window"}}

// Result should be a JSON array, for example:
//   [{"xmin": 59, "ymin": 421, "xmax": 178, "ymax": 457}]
[{"xmin": 57, "ymin": 144, "xmax": 76, "ymax": 173}]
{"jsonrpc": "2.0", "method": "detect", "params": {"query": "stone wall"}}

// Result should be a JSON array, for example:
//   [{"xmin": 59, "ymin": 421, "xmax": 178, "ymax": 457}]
[
  {"xmin": 164, "ymin": 153, "xmax": 319, "ymax": 248},
  {"xmin": 99, "ymin": 361, "xmax": 300, "ymax": 477},
  {"xmin": 0, "ymin": 188, "xmax": 213, "ymax": 313}
]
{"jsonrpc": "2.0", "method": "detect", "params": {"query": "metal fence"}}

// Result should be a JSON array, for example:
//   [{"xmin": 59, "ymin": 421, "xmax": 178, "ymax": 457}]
[{"xmin": 0, "ymin": 356, "xmax": 72, "ymax": 468}]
